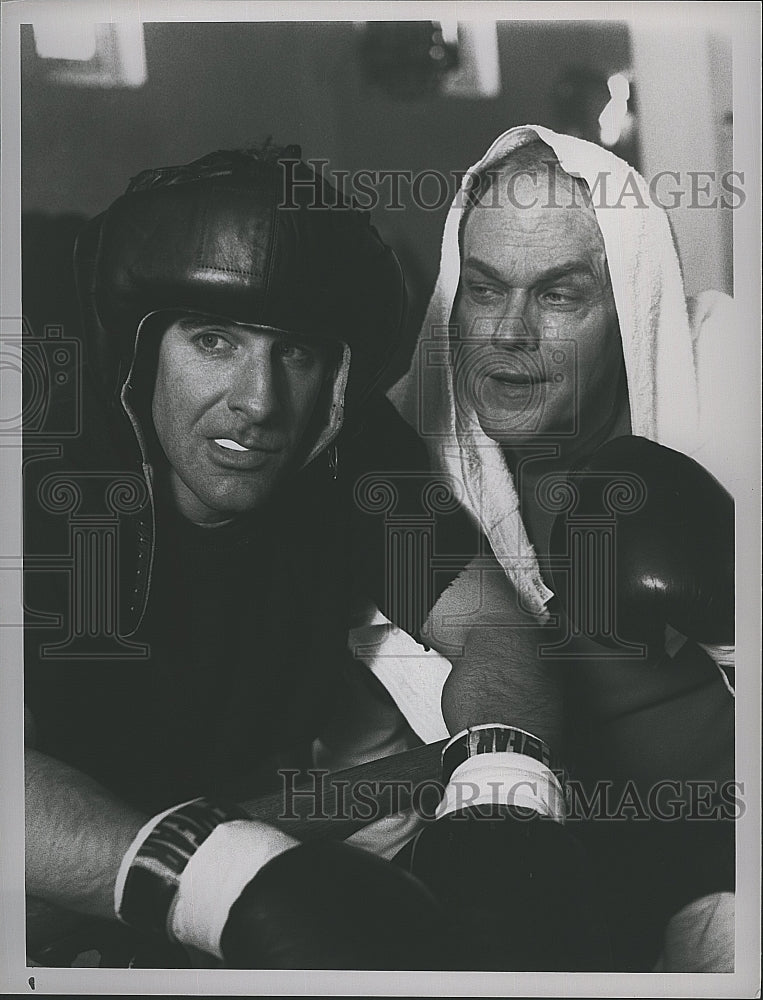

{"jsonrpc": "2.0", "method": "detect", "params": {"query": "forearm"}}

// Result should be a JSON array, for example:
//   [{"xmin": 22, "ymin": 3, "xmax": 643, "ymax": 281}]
[
  {"xmin": 424, "ymin": 558, "xmax": 562, "ymax": 748},
  {"xmin": 441, "ymin": 622, "xmax": 562, "ymax": 748},
  {"xmin": 25, "ymin": 748, "xmax": 146, "ymax": 919}
]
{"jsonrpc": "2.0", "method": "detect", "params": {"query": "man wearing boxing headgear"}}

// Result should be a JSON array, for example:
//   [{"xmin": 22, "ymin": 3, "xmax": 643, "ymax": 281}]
[
  {"xmin": 389, "ymin": 127, "xmax": 741, "ymax": 971},
  {"xmin": 23, "ymin": 144, "xmax": 487, "ymax": 969}
]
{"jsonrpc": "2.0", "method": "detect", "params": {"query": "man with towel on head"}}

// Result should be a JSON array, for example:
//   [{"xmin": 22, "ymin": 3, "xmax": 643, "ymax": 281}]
[{"xmin": 381, "ymin": 126, "xmax": 741, "ymax": 971}]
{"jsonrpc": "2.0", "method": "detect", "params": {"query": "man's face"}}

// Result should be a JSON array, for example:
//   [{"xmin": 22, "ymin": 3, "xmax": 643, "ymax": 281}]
[
  {"xmin": 152, "ymin": 316, "xmax": 330, "ymax": 524},
  {"xmin": 453, "ymin": 167, "xmax": 626, "ymax": 453}
]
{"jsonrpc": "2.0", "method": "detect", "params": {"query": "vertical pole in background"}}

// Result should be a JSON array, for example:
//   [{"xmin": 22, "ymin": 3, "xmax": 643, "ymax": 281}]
[{"xmin": 629, "ymin": 22, "xmax": 730, "ymax": 296}]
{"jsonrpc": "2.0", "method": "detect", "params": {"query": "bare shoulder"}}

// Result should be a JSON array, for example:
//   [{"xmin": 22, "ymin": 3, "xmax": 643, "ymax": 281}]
[{"xmin": 421, "ymin": 554, "xmax": 541, "ymax": 659}]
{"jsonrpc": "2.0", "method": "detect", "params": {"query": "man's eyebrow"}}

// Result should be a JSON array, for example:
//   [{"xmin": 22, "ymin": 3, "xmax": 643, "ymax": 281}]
[
  {"xmin": 174, "ymin": 316, "xmax": 217, "ymax": 333},
  {"xmin": 175, "ymin": 316, "xmax": 250, "ymax": 336},
  {"xmin": 462, "ymin": 256, "xmax": 598, "ymax": 285}
]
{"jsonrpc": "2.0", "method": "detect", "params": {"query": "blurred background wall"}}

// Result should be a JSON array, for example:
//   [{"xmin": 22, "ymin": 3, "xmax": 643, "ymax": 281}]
[{"xmin": 20, "ymin": 17, "xmax": 733, "ymax": 357}]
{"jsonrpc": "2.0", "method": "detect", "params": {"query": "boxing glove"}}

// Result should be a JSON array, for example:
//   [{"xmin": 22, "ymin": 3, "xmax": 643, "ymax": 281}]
[
  {"xmin": 543, "ymin": 438, "xmax": 735, "ymax": 971},
  {"xmin": 406, "ymin": 726, "xmax": 612, "ymax": 971},
  {"xmin": 547, "ymin": 436, "xmax": 734, "ymax": 653},
  {"xmin": 220, "ymin": 838, "xmax": 444, "ymax": 969},
  {"xmin": 116, "ymin": 798, "xmax": 444, "ymax": 969}
]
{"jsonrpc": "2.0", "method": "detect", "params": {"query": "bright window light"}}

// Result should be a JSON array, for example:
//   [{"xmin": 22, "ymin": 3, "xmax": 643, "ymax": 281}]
[
  {"xmin": 31, "ymin": 22, "xmax": 147, "ymax": 88},
  {"xmin": 33, "ymin": 22, "xmax": 98, "ymax": 62},
  {"xmin": 599, "ymin": 73, "xmax": 631, "ymax": 147}
]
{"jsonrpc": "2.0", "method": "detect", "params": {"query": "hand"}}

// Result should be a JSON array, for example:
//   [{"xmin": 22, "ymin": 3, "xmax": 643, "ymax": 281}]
[
  {"xmin": 116, "ymin": 798, "xmax": 444, "ymax": 969},
  {"xmin": 544, "ymin": 434, "xmax": 735, "ymax": 781},
  {"xmin": 548, "ymin": 435, "xmax": 734, "ymax": 656},
  {"xmin": 220, "ymin": 839, "xmax": 444, "ymax": 969},
  {"xmin": 406, "ymin": 733, "xmax": 611, "ymax": 972}
]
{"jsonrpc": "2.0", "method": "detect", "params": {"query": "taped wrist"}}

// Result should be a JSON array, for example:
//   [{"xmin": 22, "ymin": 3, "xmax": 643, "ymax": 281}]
[
  {"xmin": 439, "ymin": 725, "xmax": 567, "ymax": 823},
  {"xmin": 114, "ymin": 797, "xmax": 299, "ymax": 958}
]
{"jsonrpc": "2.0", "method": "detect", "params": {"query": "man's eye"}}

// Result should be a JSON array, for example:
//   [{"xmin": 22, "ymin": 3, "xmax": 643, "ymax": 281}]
[
  {"xmin": 540, "ymin": 289, "xmax": 579, "ymax": 306},
  {"xmin": 195, "ymin": 332, "xmax": 232, "ymax": 354},
  {"xmin": 277, "ymin": 341, "xmax": 316, "ymax": 364},
  {"xmin": 467, "ymin": 282, "xmax": 503, "ymax": 304}
]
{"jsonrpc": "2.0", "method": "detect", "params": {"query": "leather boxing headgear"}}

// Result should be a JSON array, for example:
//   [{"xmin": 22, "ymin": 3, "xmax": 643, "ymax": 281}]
[{"xmin": 73, "ymin": 145, "xmax": 406, "ymax": 417}]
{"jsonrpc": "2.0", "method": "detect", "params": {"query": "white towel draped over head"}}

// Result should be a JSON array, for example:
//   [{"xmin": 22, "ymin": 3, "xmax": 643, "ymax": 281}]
[{"xmin": 389, "ymin": 124, "xmax": 735, "ymax": 616}]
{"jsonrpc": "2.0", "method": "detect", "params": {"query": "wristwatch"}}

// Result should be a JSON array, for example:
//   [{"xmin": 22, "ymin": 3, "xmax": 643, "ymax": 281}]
[{"xmin": 441, "ymin": 723, "xmax": 564, "ymax": 785}]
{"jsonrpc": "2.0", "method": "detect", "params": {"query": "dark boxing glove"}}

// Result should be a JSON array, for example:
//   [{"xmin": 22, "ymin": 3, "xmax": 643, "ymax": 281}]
[
  {"xmin": 116, "ymin": 798, "xmax": 443, "ymax": 969},
  {"xmin": 543, "ymin": 438, "xmax": 735, "ymax": 971},
  {"xmin": 548, "ymin": 436, "xmax": 734, "ymax": 663},
  {"xmin": 220, "ymin": 838, "xmax": 443, "ymax": 969},
  {"xmin": 406, "ymin": 726, "xmax": 612, "ymax": 971}
]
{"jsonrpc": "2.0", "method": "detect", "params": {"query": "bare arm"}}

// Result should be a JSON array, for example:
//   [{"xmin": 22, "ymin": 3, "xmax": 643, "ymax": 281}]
[
  {"xmin": 441, "ymin": 616, "xmax": 562, "ymax": 749},
  {"xmin": 25, "ymin": 746, "xmax": 145, "ymax": 919},
  {"xmin": 423, "ymin": 557, "xmax": 562, "ymax": 748}
]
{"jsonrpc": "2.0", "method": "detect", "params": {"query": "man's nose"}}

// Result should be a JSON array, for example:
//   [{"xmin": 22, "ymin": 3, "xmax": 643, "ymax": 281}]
[
  {"xmin": 226, "ymin": 350, "xmax": 280, "ymax": 423},
  {"xmin": 490, "ymin": 290, "xmax": 540, "ymax": 350}
]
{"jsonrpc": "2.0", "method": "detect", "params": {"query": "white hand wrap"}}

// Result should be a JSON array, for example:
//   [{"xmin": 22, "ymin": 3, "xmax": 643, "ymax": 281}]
[
  {"xmin": 114, "ymin": 798, "xmax": 300, "ymax": 959},
  {"xmin": 436, "ymin": 752, "xmax": 567, "ymax": 824},
  {"xmin": 169, "ymin": 819, "xmax": 300, "ymax": 959}
]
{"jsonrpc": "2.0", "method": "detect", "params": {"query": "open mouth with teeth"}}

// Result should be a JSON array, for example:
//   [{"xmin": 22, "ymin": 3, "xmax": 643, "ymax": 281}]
[{"xmin": 215, "ymin": 438, "xmax": 251, "ymax": 452}]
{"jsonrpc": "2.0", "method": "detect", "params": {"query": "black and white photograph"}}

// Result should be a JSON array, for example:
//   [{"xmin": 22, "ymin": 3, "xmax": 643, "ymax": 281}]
[{"xmin": 1, "ymin": 1, "xmax": 760, "ymax": 995}]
